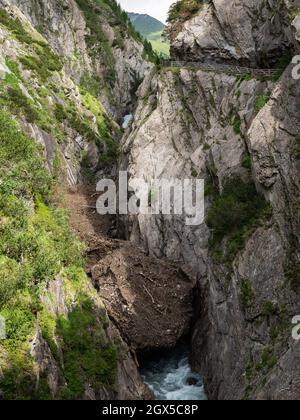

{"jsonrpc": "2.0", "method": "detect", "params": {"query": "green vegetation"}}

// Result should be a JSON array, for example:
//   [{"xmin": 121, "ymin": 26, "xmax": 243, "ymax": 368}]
[
  {"xmin": 226, "ymin": 111, "xmax": 242, "ymax": 135},
  {"xmin": 245, "ymin": 355, "xmax": 255, "ymax": 381},
  {"xmin": 0, "ymin": 9, "xmax": 36, "ymax": 45},
  {"xmin": 0, "ymin": 70, "xmax": 65, "ymax": 143},
  {"xmin": 20, "ymin": 47, "xmax": 63, "ymax": 82},
  {"xmin": 80, "ymin": 71, "xmax": 102, "ymax": 98},
  {"xmin": 191, "ymin": 168, "xmax": 198, "ymax": 178},
  {"xmin": 1, "ymin": 83, "xmax": 38, "ymax": 123},
  {"xmin": 167, "ymin": 0, "xmax": 203, "ymax": 23},
  {"xmin": 255, "ymin": 93, "xmax": 270, "ymax": 113},
  {"xmin": 290, "ymin": 6, "xmax": 300, "ymax": 20},
  {"xmin": 0, "ymin": 111, "xmax": 117, "ymax": 399},
  {"xmin": 233, "ymin": 115, "xmax": 241, "ymax": 135},
  {"xmin": 54, "ymin": 89, "xmax": 120, "ymax": 168},
  {"xmin": 127, "ymin": 13, "xmax": 165, "ymax": 37},
  {"xmin": 148, "ymin": 37, "xmax": 170, "ymax": 58},
  {"xmin": 74, "ymin": 0, "xmax": 118, "ymax": 84},
  {"xmin": 293, "ymin": 134, "xmax": 300, "ymax": 160},
  {"xmin": 128, "ymin": 13, "xmax": 170, "ymax": 57},
  {"xmin": 58, "ymin": 296, "xmax": 117, "ymax": 399},
  {"xmin": 262, "ymin": 301, "xmax": 278, "ymax": 318},
  {"xmin": 0, "ymin": 0, "xmax": 139, "ymax": 400},
  {"xmin": 204, "ymin": 176, "xmax": 218, "ymax": 198},
  {"xmin": 240, "ymin": 279, "xmax": 254, "ymax": 307},
  {"xmin": 0, "ymin": 9, "xmax": 63, "ymax": 82},
  {"xmin": 285, "ymin": 262, "xmax": 300, "ymax": 291},
  {"xmin": 75, "ymin": 0, "xmax": 158, "ymax": 77},
  {"xmin": 242, "ymin": 155, "xmax": 252, "ymax": 170},
  {"xmin": 207, "ymin": 177, "xmax": 272, "ymax": 263},
  {"xmin": 256, "ymin": 347, "xmax": 277, "ymax": 373}
]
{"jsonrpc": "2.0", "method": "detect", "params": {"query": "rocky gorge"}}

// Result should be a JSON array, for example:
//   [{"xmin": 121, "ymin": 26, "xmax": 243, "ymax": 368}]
[{"xmin": 0, "ymin": 0, "xmax": 300, "ymax": 401}]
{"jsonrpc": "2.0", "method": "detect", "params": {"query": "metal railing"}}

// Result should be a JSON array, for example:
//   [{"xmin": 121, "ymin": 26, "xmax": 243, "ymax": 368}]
[{"xmin": 161, "ymin": 60, "xmax": 279, "ymax": 77}]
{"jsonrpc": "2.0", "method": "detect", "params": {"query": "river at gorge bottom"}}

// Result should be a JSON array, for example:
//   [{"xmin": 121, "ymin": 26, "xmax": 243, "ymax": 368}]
[{"xmin": 140, "ymin": 344, "xmax": 207, "ymax": 401}]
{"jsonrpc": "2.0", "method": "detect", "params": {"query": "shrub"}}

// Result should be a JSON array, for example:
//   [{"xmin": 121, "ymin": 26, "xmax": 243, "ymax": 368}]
[
  {"xmin": 5, "ymin": 86, "xmax": 39, "ymax": 123},
  {"xmin": 57, "ymin": 297, "xmax": 118, "ymax": 399},
  {"xmin": 262, "ymin": 301, "xmax": 277, "ymax": 318},
  {"xmin": 240, "ymin": 279, "xmax": 254, "ymax": 307},
  {"xmin": 0, "ymin": 9, "xmax": 63, "ymax": 81},
  {"xmin": 285, "ymin": 262, "xmax": 300, "ymax": 291},
  {"xmin": 0, "ymin": 109, "xmax": 51, "ymax": 199},
  {"xmin": 207, "ymin": 177, "xmax": 272, "ymax": 262},
  {"xmin": 255, "ymin": 93, "xmax": 270, "ymax": 113},
  {"xmin": 20, "ymin": 47, "xmax": 63, "ymax": 82},
  {"xmin": 293, "ymin": 134, "xmax": 300, "ymax": 160},
  {"xmin": 54, "ymin": 103, "xmax": 68, "ymax": 122},
  {"xmin": 242, "ymin": 155, "xmax": 252, "ymax": 170},
  {"xmin": 167, "ymin": 0, "xmax": 203, "ymax": 23},
  {"xmin": 0, "ymin": 257, "xmax": 21, "ymax": 308},
  {"xmin": 256, "ymin": 347, "xmax": 277, "ymax": 373},
  {"xmin": 233, "ymin": 115, "xmax": 241, "ymax": 134},
  {"xmin": 80, "ymin": 72, "xmax": 102, "ymax": 97},
  {"xmin": 226, "ymin": 111, "xmax": 241, "ymax": 135},
  {"xmin": 74, "ymin": 0, "xmax": 116, "ymax": 82},
  {"xmin": 0, "ymin": 9, "xmax": 33, "ymax": 45}
]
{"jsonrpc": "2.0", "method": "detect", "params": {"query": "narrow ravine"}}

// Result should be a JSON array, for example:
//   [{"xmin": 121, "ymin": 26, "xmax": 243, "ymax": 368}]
[
  {"xmin": 140, "ymin": 344, "xmax": 207, "ymax": 401},
  {"xmin": 60, "ymin": 185, "xmax": 206, "ymax": 400}
]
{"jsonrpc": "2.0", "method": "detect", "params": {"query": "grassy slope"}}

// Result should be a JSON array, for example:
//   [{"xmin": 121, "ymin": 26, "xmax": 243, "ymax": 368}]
[{"xmin": 147, "ymin": 31, "xmax": 170, "ymax": 57}]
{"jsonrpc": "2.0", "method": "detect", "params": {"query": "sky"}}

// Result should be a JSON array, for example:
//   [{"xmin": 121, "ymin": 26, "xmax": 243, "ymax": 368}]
[{"xmin": 118, "ymin": 0, "xmax": 175, "ymax": 23}]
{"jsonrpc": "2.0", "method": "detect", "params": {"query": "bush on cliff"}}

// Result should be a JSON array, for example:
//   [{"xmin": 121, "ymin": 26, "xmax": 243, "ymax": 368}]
[
  {"xmin": 207, "ymin": 177, "xmax": 272, "ymax": 263},
  {"xmin": 167, "ymin": 0, "xmax": 203, "ymax": 23}
]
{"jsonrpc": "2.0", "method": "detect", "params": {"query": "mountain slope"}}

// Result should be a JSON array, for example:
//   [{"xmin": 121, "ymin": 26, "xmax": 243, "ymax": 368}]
[
  {"xmin": 128, "ymin": 12, "xmax": 170, "ymax": 57},
  {"xmin": 127, "ymin": 12, "xmax": 164, "ymax": 37},
  {"xmin": 0, "ymin": 0, "xmax": 154, "ymax": 400}
]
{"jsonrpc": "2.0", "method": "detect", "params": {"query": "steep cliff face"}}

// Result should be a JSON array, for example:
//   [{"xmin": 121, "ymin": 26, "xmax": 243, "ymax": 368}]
[
  {"xmin": 167, "ymin": 0, "xmax": 297, "ymax": 66},
  {"xmin": 4, "ymin": 0, "xmax": 153, "ymax": 119},
  {"xmin": 191, "ymin": 62, "xmax": 300, "ymax": 400},
  {"xmin": 122, "ymin": 0, "xmax": 300, "ymax": 400},
  {"xmin": 0, "ymin": 0, "xmax": 153, "ymax": 400},
  {"xmin": 122, "ymin": 67, "xmax": 271, "ymax": 271}
]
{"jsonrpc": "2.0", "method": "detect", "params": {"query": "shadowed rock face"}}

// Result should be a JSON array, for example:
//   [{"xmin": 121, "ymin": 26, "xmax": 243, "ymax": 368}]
[{"xmin": 167, "ymin": 0, "xmax": 296, "ymax": 67}]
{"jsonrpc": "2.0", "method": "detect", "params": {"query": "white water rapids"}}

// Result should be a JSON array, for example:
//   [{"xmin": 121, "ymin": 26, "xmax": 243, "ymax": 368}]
[{"xmin": 140, "ymin": 345, "xmax": 207, "ymax": 401}]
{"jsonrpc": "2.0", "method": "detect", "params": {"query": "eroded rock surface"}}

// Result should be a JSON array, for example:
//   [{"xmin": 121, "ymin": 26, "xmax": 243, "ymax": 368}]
[
  {"xmin": 167, "ymin": 0, "xmax": 295, "ymax": 66},
  {"xmin": 122, "ymin": 55, "xmax": 300, "ymax": 400}
]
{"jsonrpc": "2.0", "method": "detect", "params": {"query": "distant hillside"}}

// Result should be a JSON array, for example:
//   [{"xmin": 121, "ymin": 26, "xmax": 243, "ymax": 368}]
[
  {"xmin": 128, "ymin": 12, "xmax": 170, "ymax": 57},
  {"xmin": 128, "ymin": 13, "xmax": 165, "ymax": 37}
]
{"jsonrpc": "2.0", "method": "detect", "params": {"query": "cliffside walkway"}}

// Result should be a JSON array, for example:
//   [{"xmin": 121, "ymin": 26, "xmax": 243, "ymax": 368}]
[{"xmin": 161, "ymin": 60, "xmax": 279, "ymax": 77}]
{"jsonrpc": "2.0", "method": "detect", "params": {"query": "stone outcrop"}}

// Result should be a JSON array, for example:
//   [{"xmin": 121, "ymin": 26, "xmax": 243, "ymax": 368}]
[
  {"xmin": 167, "ymin": 0, "xmax": 295, "ymax": 67},
  {"xmin": 122, "ymin": 66, "xmax": 272, "ymax": 271}
]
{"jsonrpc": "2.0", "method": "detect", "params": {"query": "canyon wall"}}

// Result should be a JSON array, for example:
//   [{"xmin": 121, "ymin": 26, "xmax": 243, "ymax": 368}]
[{"xmin": 122, "ymin": 0, "xmax": 300, "ymax": 400}]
